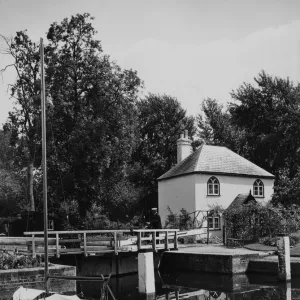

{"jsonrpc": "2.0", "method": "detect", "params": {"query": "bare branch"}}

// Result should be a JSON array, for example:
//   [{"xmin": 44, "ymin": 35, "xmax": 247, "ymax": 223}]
[{"xmin": 0, "ymin": 63, "xmax": 16, "ymax": 73}]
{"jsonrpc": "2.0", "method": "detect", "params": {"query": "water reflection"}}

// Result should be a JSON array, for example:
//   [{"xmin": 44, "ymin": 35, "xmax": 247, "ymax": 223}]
[
  {"xmin": 1, "ymin": 272, "xmax": 298, "ymax": 300},
  {"xmin": 78, "ymin": 271, "xmax": 300, "ymax": 300}
]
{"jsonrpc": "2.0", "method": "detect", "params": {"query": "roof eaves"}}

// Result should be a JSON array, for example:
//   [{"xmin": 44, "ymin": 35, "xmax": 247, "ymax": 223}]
[
  {"xmin": 158, "ymin": 170, "xmax": 275, "ymax": 181},
  {"xmin": 199, "ymin": 170, "xmax": 275, "ymax": 179}
]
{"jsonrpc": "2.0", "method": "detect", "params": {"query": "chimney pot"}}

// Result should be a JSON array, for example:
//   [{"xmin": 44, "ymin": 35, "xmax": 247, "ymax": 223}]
[
  {"xmin": 177, "ymin": 131, "xmax": 192, "ymax": 163},
  {"xmin": 184, "ymin": 130, "xmax": 188, "ymax": 139}
]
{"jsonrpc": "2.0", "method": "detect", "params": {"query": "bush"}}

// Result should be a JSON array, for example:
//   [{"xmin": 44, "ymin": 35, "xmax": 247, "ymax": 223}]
[
  {"xmin": 165, "ymin": 207, "xmax": 194, "ymax": 230},
  {"xmin": 224, "ymin": 202, "xmax": 300, "ymax": 242},
  {"xmin": 0, "ymin": 252, "xmax": 42, "ymax": 270},
  {"xmin": 289, "ymin": 235, "xmax": 300, "ymax": 247},
  {"xmin": 178, "ymin": 236, "xmax": 197, "ymax": 244}
]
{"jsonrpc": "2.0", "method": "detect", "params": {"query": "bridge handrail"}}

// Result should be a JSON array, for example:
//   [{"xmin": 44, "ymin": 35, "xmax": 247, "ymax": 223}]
[
  {"xmin": 24, "ymin": 229, "xmax": 179, "ymax": 235},
  {"xmin": 133, "ymin": 229, "xmax": 179, "ymax": 232},
  {"xmin": 23, "ymin": 229, "xmax": 179, "ymax": 257},
  {"xmin": 24, "ymin": 230, "xmax": 131, "ymax": 235}
]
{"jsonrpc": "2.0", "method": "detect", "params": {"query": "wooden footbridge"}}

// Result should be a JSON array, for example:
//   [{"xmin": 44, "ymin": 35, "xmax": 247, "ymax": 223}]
[{"xmin": 0, "ymin": 229, "xmax": 203, "ymax": 258}]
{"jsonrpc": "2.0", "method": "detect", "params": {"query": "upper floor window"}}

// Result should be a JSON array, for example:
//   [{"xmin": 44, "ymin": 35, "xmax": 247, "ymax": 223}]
[
  {"xmin": 253, "ymin": 179, "xmax": 264, "ymax": 197},
  {"xmin": 207, "ymin": 176, "xmax": 220, "ymax": 196}
]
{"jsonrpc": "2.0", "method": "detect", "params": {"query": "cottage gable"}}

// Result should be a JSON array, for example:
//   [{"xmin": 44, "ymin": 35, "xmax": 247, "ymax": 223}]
[{"xmin": 225, "ymin": 191, "xmax": 257, "ymax": 214}]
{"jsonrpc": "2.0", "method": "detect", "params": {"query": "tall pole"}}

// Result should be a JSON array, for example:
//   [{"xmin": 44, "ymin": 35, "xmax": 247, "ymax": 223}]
[{"xmin": 40, "ymin": 38, "xmax": 49, "ymax": 294}]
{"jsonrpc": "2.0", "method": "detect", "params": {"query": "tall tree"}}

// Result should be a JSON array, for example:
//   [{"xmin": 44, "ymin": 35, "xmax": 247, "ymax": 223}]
[
  {"xmin": 197, "ymin": 98, "xmax": 248, "ymax": 156},
  {"xmin": 133, "ymin": 94, "xmax": 197, "ymax": 209},
  {"xmin": 0, "ymin": 32, "xmax": 41, "ymax": 211},
  {"xmin": 45, "ymin": 13, "xmax": 142, "ymax": 221},
  {"xmin": 0, "ymin": 131, "xmax": 24, "ymax": 216},
  {"xmin": 229, "ymin": 71, "xmax": 300, "ymax": 177}
]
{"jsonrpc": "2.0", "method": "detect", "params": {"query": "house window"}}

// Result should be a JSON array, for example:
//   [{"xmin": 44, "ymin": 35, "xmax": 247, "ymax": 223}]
[
  {"xmin": 208, "ymin": 216, "xmax": 220, "ymax": 230},
  {"xmin": 253, "ymin": 179, "xmax": 264, "ymax": 197},
  {"xmin": 207, "ymin": 176, "xmax": 220, "ymax": 196}
]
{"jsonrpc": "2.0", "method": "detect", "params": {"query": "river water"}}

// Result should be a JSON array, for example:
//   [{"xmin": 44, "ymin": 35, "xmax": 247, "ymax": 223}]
[
  {"xmin": 2, "ymin": 271, "xmax": 300, "ymax": 299},
  {"xmin": 78, "ymin": 271, "xmax": 300, "ymax": 300}
]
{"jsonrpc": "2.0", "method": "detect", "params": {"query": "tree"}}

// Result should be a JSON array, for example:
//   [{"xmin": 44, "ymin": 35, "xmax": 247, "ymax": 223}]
[
  {"xmin": 1, "ymin": 14, "xmax": 143, "ymax": 225},
  {"xmin": 198, "ymin": 71, "xmax": 300, "ymax": 206},
  {"xmin": 132, "ymin": 94, "xmax": 197, "ymax": 209},
  {"xmin": 197, "ymin": 98, "xmax": 250, "ymax": 161},
  {"xmin": 229, "ymin": 71, "xmax": 300, "ymax": 177},
  {"xmin": 45, "ymin": 13, "xmax": 142, "ymax": 221},
  {"xmin": 0, "ymin": 131, "xmax": 24, "ymax": 216},
  {"xmin": 0, "ymin": 32, "xmax": 41, "ymax": 211}
]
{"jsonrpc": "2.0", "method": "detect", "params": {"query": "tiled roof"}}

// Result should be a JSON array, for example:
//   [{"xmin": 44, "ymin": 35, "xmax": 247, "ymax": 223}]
[
  {"xmin": 225, "ymin": 192, "xmax": 256, "ymax": 214},
  {"xmin": 158, "ymin": 145, "xmax": 275, "ymax": 180}
]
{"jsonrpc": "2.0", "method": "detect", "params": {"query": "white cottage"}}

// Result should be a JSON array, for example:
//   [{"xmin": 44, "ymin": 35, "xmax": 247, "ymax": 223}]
[{"xmin": 158, "ymin": 131, "xmax": 275, "ymax": 236}]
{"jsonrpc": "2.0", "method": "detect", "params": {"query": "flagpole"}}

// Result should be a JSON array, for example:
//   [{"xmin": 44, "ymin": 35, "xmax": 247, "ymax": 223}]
[{"xmin": 40, "ymin": 37, "xmax": 49, "ymax": 294}]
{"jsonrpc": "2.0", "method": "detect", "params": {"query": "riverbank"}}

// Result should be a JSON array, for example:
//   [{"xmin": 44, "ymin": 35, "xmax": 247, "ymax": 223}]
[{"xmin": 0, "ymin": 264, "xmax": 76, "ymax": 299}]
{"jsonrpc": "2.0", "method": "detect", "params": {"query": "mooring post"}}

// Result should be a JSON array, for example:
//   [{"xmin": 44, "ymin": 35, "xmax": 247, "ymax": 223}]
[
  {"xmin": 277, "ymin": 233, "xmax": 291, "ymax": 281},
  {"xmin": 165, "ymin": 231, "xmax": 169, "ymax": 251},
  {"xmin": 32, "ymin": 234, "xmax": 36, "ymax": 258},
  {"xmin": 137, "ymin": 231, "xmax": 142, "ymax": 251},
  {"xmin": 279, "ymin": 282, "xmax": 292, "ymax": 300},
  {"xmin": 138, "ymin": 252, "xmax": 155, "ymax": 298}
]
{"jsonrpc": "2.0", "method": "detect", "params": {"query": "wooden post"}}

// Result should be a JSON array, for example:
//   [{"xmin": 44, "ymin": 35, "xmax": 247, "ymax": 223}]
[
  {"xmin": 32, "ymin": 234, "xmax": 36, "ymax": 258},
  {"xmin": 138, "ymin": 232, "xmax": 142, "ymax": 251},
  {"xmin": 277, "ymin": 234, "xmax": 291, "ymax": 281},
  {"xmin": 207, "ymin": 211, "xmax": 209, "ymax": 244},
  {"xmin": 40, "ymin": 38, "xmax": 49, "ymax": 295},
  {"xmin": 152, "ymin": 232, "xmax": 156, "ymax": 252},
  {"xmin": 138, "ymin": 252, "xmax": 155, "ymax": 296},
  {"xmin": 83, "ymin": 232, "xmax": 87, "ymax": 257},
  {"xmin": 165, "ymin": 231, "xmax": 169, "ymax": 251},
  {"xmin": 114, "ymin": 232, "xmax": 118, "ymax": 255},
  {"xmin": 56, "ymin": 233, "xmax": 60, "ymax": 258},
  {"xmin": 174, "ymin": 231, "xmax": 178, "ymax": 250}
]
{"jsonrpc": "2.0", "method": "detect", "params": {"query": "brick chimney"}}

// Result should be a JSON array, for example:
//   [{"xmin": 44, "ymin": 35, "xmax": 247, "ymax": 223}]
[{"xmin": 177, "ymin": 130, "xmax": 192, "ymax": 163}]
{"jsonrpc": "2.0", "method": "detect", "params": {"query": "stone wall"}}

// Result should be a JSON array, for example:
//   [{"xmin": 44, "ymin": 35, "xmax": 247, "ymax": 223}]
[
  {"xmin": 160, "ymin": 252, "xmax": 260, "ymax": 274},
  {"xmin": 75, "ymin": 252, "xmax": 162, "ymax": 277},
  {"xmin": 0, "ymin": 264, "xmax": 76, "ymax": 300}
]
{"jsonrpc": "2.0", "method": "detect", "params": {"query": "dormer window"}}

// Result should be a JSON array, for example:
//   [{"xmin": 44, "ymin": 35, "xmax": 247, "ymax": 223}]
[
  {"xmin": 207, "ymin": 176, "xmax": 220, "ymax": 196},
  {"xmin": 253, "ymin": 179, "xmax": 264, "ymax": 197}
]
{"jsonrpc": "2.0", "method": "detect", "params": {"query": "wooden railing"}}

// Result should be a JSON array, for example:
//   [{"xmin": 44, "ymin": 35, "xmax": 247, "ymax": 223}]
[
  {"xmin": 23, "ymin": 229, "xmax": 179, "ymax": 257},
  {"xmin": 135, "ymin": 229, "xmax": 178, "ymax": 252}
]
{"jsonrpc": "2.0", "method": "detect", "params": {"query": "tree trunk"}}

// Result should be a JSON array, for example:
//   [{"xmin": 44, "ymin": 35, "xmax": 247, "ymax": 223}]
[{"xmin": 27, "ymin": 162, "xmax": 35, "ymax": 211}]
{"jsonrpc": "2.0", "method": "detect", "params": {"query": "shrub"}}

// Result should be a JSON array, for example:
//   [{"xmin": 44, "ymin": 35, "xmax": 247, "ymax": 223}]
[
  {"xmin": 178, "ymin": 236, "xmax": 197, "ymax": 244},
  {"xmin": 165, "ymin": 207, "xmax": 194, "ymax": 230},
  {"xmin": 0, "ymin": 252, "xmax": 42, "ymax": 270},
  {"xmin": 224, "ymin": 202, "xmax": 300, "ymax": 242}
]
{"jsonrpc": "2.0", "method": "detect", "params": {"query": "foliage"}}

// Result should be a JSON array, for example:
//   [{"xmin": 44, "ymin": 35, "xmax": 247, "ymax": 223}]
[
  {"xmin": 165, "ymin": 207, "xmax": 194, "ymax": 230},
  {"xmin": 198, "ymin": 71, "xmax": 300, "ymax": 206},
  {"xmin": 229, "ymin": 71, "xmax": 300, "ymax": 178},
  {"xmin": 43, "ymin": 13, "xmax": 143, "ymax": 222},
  {"xmin": 224, "ymin": 202, "xmax": 300, "ymax": 241},
  {"xmin": 0, "ymin": 31, "xmax": 41, "ymax": 211},
  {"xmin": 1, "ymin": 13, "xmax": 146, "ymax": 225},
  {"xmin": 133, "ymin": 94, "xmax": 197, "ymax": 209},
  {"xmin": 0, "ymin": 252, "xmax": 42, "ymax": 270},
  {"xmin": 272, "ymin": 168, "xmax": 300, "ymax": 206},
  {"xmin": 208, "ymin": 203, "xmax": 225, "ymax": 215},
  {"xmin": 0, "ymin": 131, "xmax": 25, "ymax": 216}
]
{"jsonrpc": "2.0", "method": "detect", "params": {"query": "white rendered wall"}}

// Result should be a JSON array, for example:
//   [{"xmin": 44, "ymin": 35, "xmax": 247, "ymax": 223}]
[
  {"xmin": 158, "ymin": 174, "xmax": 196, "ymax": 226},
  {"xmin": 158, "ymin": 173, "xmax": 274, "ymax": 228},
  {"xmin": 194, "ymin": 174, "xmax": 274, "ymax": 212}
]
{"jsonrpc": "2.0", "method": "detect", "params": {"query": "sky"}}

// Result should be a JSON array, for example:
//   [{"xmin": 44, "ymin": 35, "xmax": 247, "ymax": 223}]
[{"xmin": 1, "ymin": 0, "xmax": 300, "ymax": 125}]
